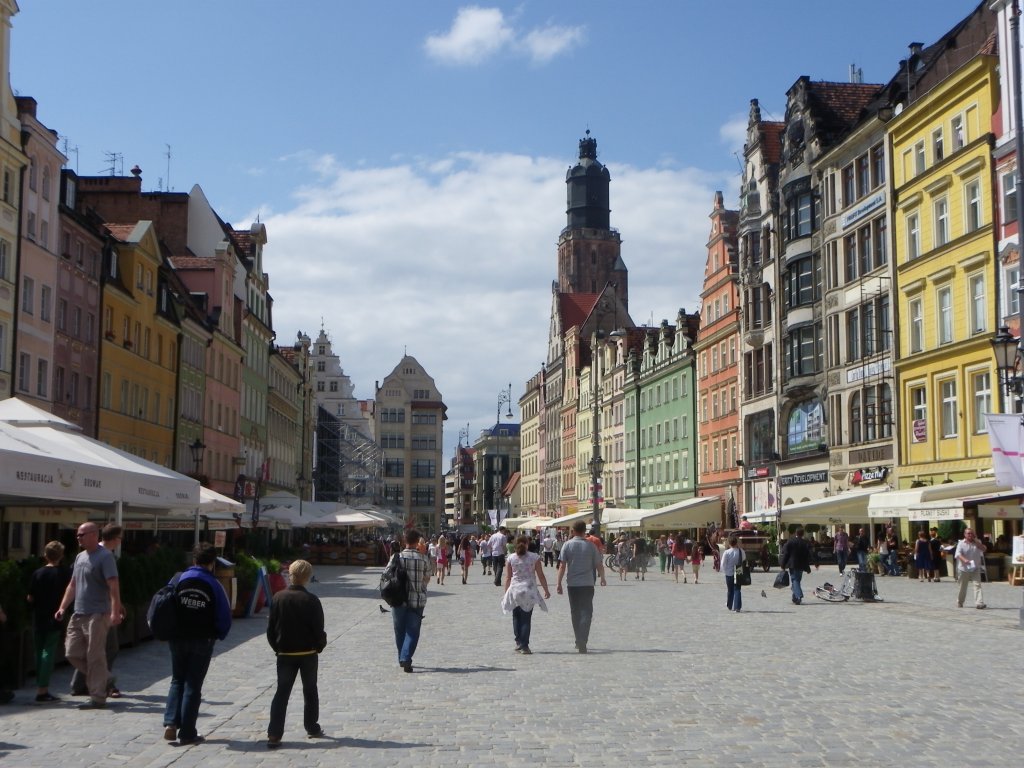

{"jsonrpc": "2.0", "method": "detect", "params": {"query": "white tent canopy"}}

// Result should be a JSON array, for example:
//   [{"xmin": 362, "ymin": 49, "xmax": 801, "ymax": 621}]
[
  {"xmin": 547, "ymin": 508, "xmax": 638, "ymax": 528},
  {"xmin": 0, "ymin": 397, "xmax": 199, "ymax": 511},
  {"xmin": 907, "ymin": 489, "xmax": 1024, "ymax": 521},
  {"xmin": 761, "ymin": 488, "xmax": 877, "ymax": 526},
  {"xmin": 867, "ymin": 479, "xmax": 1011, "ymax": 519},
  {"xmin": 516, "ymin": 516, "xmax": 555, "ymax": 530}
]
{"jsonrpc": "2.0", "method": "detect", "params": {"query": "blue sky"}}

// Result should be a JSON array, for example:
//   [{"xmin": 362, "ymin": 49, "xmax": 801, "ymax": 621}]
[{"xmin": 11, "ymin": 1, "xmax": 977, "ymax": 457}]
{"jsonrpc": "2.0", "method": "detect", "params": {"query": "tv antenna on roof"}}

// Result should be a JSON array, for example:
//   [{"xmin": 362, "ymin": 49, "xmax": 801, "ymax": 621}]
[
  {"xmin": 165, "ymin": 143, "xmax": 172, "ymax": 191},
  {"xmin": 101, "ymin": 151, "xmax": 123, "ymax": 176}
]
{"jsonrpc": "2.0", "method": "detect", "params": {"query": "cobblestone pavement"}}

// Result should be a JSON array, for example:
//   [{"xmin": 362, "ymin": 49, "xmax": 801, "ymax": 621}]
[{"xmin": 1, "ymin": 562, "xmax": 1021, "ymax": 767}]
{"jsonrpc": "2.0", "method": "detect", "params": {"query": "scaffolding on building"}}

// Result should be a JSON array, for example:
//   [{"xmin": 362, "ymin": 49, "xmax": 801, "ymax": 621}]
[{"xmin": 315, "ymin": 406, "xmax": 385, "ymax": 506}]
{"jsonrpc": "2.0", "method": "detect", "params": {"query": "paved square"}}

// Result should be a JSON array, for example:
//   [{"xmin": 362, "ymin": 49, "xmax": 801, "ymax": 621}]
[{"xmin": 0, "ymin": 563, "xmax": 1020, "ymax": 766}]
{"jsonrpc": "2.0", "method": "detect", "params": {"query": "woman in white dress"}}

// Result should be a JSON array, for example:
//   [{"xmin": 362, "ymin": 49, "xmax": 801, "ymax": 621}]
[{"xmin": 501, "ymin": 536, "xmax": 550, "ymax": 654}]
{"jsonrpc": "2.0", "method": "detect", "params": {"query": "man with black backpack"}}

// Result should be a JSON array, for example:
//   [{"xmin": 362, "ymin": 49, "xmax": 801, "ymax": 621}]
[
  {"xmin": 161, "ymin": 542, "xmax": 232, "ymax": 745},
  {"xmin": 392, "ymin": 529, "xmax": 432, "ymax": 673}
]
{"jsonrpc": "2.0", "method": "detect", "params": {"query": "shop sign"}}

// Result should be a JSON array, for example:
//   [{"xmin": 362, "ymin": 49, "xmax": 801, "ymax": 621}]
[
  {"xmin": 851, "ymin": 467, "xmax": 888, "ymax": 486},
  {"xmin": 779, "ymin": 470, "xmax": 828, "ymax": 487},
  {"xmin": 912, "ymin": 419, "xmax": 927, "ymax": 442}
]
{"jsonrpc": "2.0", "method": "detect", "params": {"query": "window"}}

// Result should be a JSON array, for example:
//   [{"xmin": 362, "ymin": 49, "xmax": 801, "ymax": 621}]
[
  {"xmin": 18, "ymin": 352, "xmax": 30, "ymax": 391},
  {"xmin": 0, "ymin": 239, "xmax": 7, "ymax": 280},
  {"xmin": 874, "ymin": 217, "xmax": 887, "ymax": 266},
  {"xmin": 932, "ymin": 128, "xmax": 944, "ymax": 163},
  {"xmin": 965, "ymin": 180, "xmax": 982, "ymax": 232},
  {"xmin": 940, "ymin": 379, "xmax": 958, "ymax": 438},
  {"xmin": 934, "ymin": 197, "xmax": 949, "ymax": 247},
  {"xmin": 37, "ymin": 359, "xmax": 48, "ymax": 397},
  {"xmin": 907, "ymin": 213, "xmax": 920, "ymax": 260},
  {"xmin": 909, "ymin": 299, "xmax": 923, "ymax": 353},
  {"xmin": 844, "ymin": 234, "xmax": 858, "ymax": 282},
  {"xmin": 911, "ymin": 386, "xmax": 927, "ymax": 442},
  {"xmin": 380, "ymin": 408, "xmax": 405, "ymax": 423},
  {"xmin": 850, "ymin": 391, "xmax": 862, "ymax": 443},
  {"xmin": 914, "ymin": 141, "xmax": 926, "ymax": 175},
  {"xmin": 969, "ymin": 274, "xmax": 986, "ymax": 335},
  {"xmin": 40, "ymin": 286, "xmax": 51, "ymax": 322},
  {"xmin": 785, "ymin": 256, "xmax": 815, "ymax": 307},
  {"xmin": 972, "ymin": 372, "xmax": 991, "ymax": 434},
  {"xmin": 842, "ymin": 164, "xmax": 855, "ymax": 206},
  {"xmin": 411, "ymin": 412, "xmax": 437, "ymax": 425},
  {"xmin": 21, "ymin": 277, "xmax": 34, "ymax": 314},
  {"xmin": 786, "ymin": 325, "xmax": 818, "ymax": 378},
  {"xmin": 1009, "ymin": 267, "xmax": 1020, "ymax": 318},
  {"xmin": 411, "ymin": 459, "xmax": 435, "ymax": 478},
  {"xmin": 1002, "ymin": 171, "xmax": 1018, "ymax": 224},
  {"xmin": 951, "ymin": 115, "xmax": 965, "ymax": 150},
  {"xmin": 871, "ymin": 143, "xmax": 885, "ymax": 187},
  {"xmin": 937, "ymin": 286, "xmax": 953, "ymax": 344},
  {"xmin": 384, "ymin": 458, "xmax": 404, "ymax": 477},
  {"xmin": 57, "ymin": 299, "xmax": 67, "ymax": 331},
  {"xmin": 856, "ymin": 154, "xmax": 870, "ymax": 198},
  {"xmin": 847, "ymin": 308, "xmax": 860, "ymax": 361},
  {"xmin": 72, "ymin": 306, "xmax": 81, "ymax": 337}
]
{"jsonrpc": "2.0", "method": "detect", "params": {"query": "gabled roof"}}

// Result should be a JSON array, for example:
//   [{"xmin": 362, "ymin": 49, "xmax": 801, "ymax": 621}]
[
  {"xmin": 760, "ymin": 123, "xmax": 784, "ymax": 164},
  {"xmin": 558, "ymin": 292, "xmax": 599, "ymax": 330},
  {"xmin": 502, "ymin": 471, "xmax": 521, "ymax": 497}
]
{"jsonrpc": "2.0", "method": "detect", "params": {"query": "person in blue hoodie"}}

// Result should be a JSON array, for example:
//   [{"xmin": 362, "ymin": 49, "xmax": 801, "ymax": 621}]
[{"xmin": 161, "ymin": 542, "xmax": 232, "ymax": 746}]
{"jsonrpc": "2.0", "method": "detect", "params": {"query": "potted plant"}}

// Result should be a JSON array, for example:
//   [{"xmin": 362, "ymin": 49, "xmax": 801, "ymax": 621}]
[
  {"xmin": 233, "ymin": 554, "xmax": 260, "ymax": 617},
  {"xmin": 267, "ymin": 558, "xmax": 287, "ymax": 595},
  {"xmin": 867, "ymin": 551, "xmax": 882, "ymax": 575},
  {"xmin": 0, "ymin": 559, "xmax": 31, "ymax": 689}
]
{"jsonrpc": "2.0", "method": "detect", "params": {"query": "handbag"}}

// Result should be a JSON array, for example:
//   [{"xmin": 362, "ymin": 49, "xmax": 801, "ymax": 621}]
[
  {"xmin": 736, "ymin": 558, "xmax": 752, "ymax": 586},
  {"xmin": 773, "ymin": 570, "xmax": 790, "ymax": 589}
]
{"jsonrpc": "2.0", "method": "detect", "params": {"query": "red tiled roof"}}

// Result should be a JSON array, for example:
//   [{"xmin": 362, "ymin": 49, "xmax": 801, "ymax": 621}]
[
  {"xmin": 806, "ymin": 81, "xmax": 881, "ymax": 134},
  {"xmin": 558, "ymin": 292, "xmax": 599, "ymax": 330},
  {"xmin": 502, "ymin": 471, "xmax": 521, "ymax": 496},
  {"xmin": 170, "ymin": 256, "xmax": 214, "ymax": 269},
  {"xmin": 760, "ymin": 123, "xmax": 784, "ymax": 164},
  {"xmin": 105, "ymin": 223, "xmax": 137, "ymax": 241},
  {"xmin": 231, "ymin": 229, "xmax": 253, "ymax": 257}
]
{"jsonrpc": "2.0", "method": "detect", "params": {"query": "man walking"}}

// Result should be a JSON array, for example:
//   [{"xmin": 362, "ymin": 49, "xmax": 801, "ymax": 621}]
[
  {"xmin": 542, "ymin": 533, "xmax": 556, "ymax": 567},
  {"xmin": 833, "ymin": 524, "xmax": 850, "ymax": 575},
  {"xmin": 780, "ymin": 527, "xmax": 814, "ymax": 605},
  {"xmin": 954, "ymin": 527, "xmax": 987, "ymax": 609},
  {"xmin": 488, "ymin": 526, "xmax": 510, "ymax": 587},
  {"xmin": 555, "ymin": 520, "xmax": 607, "ymax": 653},
  {"xmin": 266, "ymin": 560, "xmax": 327, "ymax": 748},
  {"xmin": 162, "ymin": 542, "xmax": 232, "ymax": 745},
  {"xmin": 55, "ymin": 521, "xmax": 122, "ymax": 710},
  {"xmin": 393, "ymin": 529, "xmax": 432, "ymax": 672}
]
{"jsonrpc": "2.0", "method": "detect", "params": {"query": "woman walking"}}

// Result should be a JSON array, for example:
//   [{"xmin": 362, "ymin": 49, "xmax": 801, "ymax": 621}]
[
  {"xmin": 501, "ymin": 536, "xmax": 550, "ymax": 654},
  {"xmin": 436, "ymin": 535, "xmax": 449, "ymax": 585},
  {"xmin": 459, "ymin": 535, "xmax": 473, "ymax": 585},
  {"xmin": 27, "ymin": 541, "xmax": 71, "ymax": 702},
  {"xmin": 672, "ymin": 534, "xmax": 689, "ymax": 583},
  {"xmin": 690, "ymin": 542, "xmax": 703, "ymax": 584},
  {"xmin": 720, "ymin": 534, "xmax": 745, "ymax": 612}
]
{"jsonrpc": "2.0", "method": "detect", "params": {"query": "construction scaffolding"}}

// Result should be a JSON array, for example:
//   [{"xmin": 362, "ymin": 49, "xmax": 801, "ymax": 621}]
[{"xmin": 314, "ymin": 406, "xmax": 385, "ymax": 506}]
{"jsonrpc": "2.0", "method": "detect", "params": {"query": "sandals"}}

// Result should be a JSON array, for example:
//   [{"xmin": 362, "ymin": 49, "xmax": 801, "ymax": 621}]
[{"xmin": 35, "ymin": 692, "xmax": 60, "ymax": 703}]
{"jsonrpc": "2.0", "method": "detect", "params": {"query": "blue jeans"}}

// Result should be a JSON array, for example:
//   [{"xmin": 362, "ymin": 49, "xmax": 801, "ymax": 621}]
[
  {"xmin": 391, "ymin": 604, "xmax": 424, "ymax": 664},
  {"xmin": 725, "ymin": 576, "xmax": 742, "ymax": 611},
  {"xmin": 512, "ymin": 607, "xmax": 533, "ymax": 649},
  {"xmin": 492, "ymin": 555, "xmax": 506, "ymax": 586},
  {"xmin": 268, "ymin": 654, "xmax": 319, "ymax": 739},
  {"xmin": 887, "ymin": 551, "xmax": 900, "ymax": 575},
  {"xmin": 789, "ymin": 569, "xmax": 804, "ymax": 602},
  {"xmin": 856, "ymin": 551, "xmax": 868, "ymax": 572},
  {"xmin": 836, "ymin": 550, "xmax": 848, "ymax": 574},
  {"xmin": 566, "ymin": 586, "xmax": 595, "ymax": 648},
  {"xmin": 163, "ymin": 638, "xmax": 215, "ymax": 741}
]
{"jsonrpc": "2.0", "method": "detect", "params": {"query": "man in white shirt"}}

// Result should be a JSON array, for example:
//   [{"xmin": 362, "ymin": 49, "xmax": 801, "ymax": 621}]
[
  {"xmin": 954, "ymin": 528, "xmax": 987, "ymax": 609},
  {"xmin": 541, "ymin": 534, "xmax": 556, "ymax": 567},
  {"xmin": 488, "ymin": 527, "xmax": 509, "ymax": 587}
]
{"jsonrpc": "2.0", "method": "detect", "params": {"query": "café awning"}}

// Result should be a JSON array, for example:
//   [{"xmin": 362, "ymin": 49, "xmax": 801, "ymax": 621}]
[
  {"xmin": 868, "ymin": 479, "xmax": 1010, "ymax": 519},
  {"xmin": 767, "ymin": 488, "xmax": 876, "ymax": 526},
  {"xmin": 907, "ymin": 489, "xmax": 1024, "ymax": 521}
]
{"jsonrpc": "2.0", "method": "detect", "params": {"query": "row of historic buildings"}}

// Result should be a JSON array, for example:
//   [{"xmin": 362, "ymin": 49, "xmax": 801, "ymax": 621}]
[
  {"xmin": 448, "ymin": 1, "xmax": 1021, "ymax": 533},
  {"xmin": 0, "ymin": 3, "xmax": 447, "ymax": 539}
]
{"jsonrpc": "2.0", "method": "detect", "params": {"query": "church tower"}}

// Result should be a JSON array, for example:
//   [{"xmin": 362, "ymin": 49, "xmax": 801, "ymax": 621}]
[{"xmin": 556, "ymin": 131, "xmax": 628, "ymax": 309}]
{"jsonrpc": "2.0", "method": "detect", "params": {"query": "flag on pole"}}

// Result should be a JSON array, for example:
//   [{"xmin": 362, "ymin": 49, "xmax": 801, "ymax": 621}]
[{"xmin": 985, "ymin": 413, "xmax": 1024, "ymax": 488}]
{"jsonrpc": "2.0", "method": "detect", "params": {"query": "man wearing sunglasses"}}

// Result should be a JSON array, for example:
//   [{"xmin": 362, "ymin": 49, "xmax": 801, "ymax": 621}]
[{"xmin": 55, "ymin": 522, "xmax": 122, "ymax": 709}]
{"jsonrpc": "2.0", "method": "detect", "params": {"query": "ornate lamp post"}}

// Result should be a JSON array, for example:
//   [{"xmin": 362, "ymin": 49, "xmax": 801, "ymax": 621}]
[
  {"xmin": 991, "ymin": 325, "xmax": 1022, "ymax": 413},
  {"xmin": 495, "ymin": 384, "xmax": 513, "ymax": 526}
]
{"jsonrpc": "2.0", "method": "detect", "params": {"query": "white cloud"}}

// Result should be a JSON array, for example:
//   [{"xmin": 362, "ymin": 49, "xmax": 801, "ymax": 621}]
[
  {"xmin": 262, "ymin": 148, "xmax": 730, "ymax": 456},
  {"xmin": 718, "ymin": 114, "xmax": 748, "ymax": 151},
  {"xmin": 519, "ymin": 24, "xmax": 585, "ymax": 64},
  {"xmin": 424, "ymin": 6, "xmax": 584, "ymax": 66},
  {"xmin": 424, "ymin": 6, "xmax": 515, "ymax": 65}
]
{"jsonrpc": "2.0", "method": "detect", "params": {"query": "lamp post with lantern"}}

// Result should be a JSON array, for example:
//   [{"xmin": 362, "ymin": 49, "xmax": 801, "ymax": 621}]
[{"xmin": 189, "ymin": 438, "xmax": 206, "ymax": 546}]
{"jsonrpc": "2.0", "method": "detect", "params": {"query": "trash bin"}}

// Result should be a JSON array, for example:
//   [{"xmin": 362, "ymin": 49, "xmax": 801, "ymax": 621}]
[{"xmin": 854, "ymin": 571, "xmax": 877, "ymax": 601}]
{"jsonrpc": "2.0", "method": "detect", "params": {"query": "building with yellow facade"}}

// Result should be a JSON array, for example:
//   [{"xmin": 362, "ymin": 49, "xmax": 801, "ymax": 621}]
[
  {"xmin": 97, "ymin": 221, "xmax": 178, "ymax": 464},
  {"xmin": 892, "ymin": 49, "xmax": 999, "ymax": 486}
]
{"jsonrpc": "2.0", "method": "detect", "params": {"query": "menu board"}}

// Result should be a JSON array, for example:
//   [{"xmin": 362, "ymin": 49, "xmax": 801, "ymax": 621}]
[{"xmin": 1013, "ymin": 535, "xmax": 1024, "ymax": 565}]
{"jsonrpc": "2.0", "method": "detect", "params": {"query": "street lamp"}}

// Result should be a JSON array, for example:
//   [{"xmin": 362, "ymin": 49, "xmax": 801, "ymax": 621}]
[
  {"xmin": 589, "ymin": 320, "xmax": 624, "ymax": 535},
  {"xmin": 189, "ymin": 438, "xmax": 206, "ymax": 477},
  {"xmin": 495, "ymin": 383, "xmax": 513, "ymax": 526},
  {"xmin": 991, "ymin": 325, "xmax": 1023, "ymax": 412}
]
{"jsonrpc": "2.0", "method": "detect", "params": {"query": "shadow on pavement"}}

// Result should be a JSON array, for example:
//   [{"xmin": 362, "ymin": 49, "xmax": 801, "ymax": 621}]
[
  {"xmin": 413, "ymin": 665, "xmax": 515, "ymax": 674},
  {"xmin": 219, "ymin": 735, "xmax": 431, "ymax": 751}
]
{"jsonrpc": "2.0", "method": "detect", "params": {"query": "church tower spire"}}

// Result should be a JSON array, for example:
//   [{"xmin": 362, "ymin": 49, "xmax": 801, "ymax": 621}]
[{"xmin": 556, "ymin": 131, "xmax": 628, "ymax": 309}]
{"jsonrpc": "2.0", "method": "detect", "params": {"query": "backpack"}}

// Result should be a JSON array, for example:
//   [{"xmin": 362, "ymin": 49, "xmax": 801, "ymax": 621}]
[
  {"xmin": 379, "ymin": 554, "xmax": 409, "ymax": 607},
  {"xmin": 147, "ymin": 573, "xmax": 182, "ymax": 641}
]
